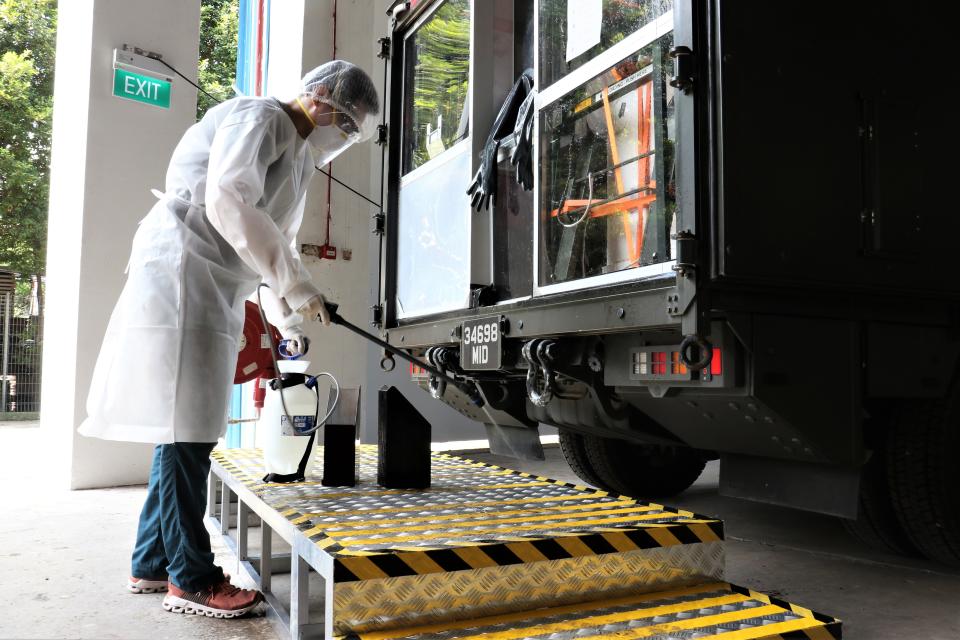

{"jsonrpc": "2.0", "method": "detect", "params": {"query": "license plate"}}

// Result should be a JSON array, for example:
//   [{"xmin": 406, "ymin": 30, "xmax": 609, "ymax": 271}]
[{"xmin": 461, "ymin": 316, "xmax": 502, "ymax": 370}]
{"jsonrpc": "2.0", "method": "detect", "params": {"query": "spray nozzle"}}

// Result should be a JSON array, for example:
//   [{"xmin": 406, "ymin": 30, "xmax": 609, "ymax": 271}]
[{"xmin": 463, "ymin": 382, "xmax": 485, "ymax": 408}]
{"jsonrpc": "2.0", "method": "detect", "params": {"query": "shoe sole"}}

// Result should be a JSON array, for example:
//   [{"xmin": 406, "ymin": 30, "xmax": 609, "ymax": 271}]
[
  {"xmin": 162, "ymin": 594, "xmax": 261, "ymax": 619},
  {"xmin": 127, "ymin": 581, "xmax": 168, "ymax": 594}
]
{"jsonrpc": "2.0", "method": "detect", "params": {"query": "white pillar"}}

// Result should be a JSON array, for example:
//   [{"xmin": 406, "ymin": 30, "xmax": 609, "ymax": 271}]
[{"xmin": 42, "ymin": 0, "xmax": 201, "ymax": 489}]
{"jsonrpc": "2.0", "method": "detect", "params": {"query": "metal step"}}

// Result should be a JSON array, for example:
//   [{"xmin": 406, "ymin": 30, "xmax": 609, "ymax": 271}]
[
  {"xmin": 210, "ymin": 446, "xmax": 839, "ymax": 639},
  {"xmin": 337, "ymin": 581, "xmax": 842, "ymax": 640}
]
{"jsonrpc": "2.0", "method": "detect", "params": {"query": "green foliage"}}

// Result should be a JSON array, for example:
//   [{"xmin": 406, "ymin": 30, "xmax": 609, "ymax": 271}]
[
  {"xmin": 408, "ymin": 0, "xmax": 470, "ymax": 170},
  {"xmin": 197, "ymin": 0, "xmax": 238, "ymax": 119},
  {"xmin": 0, "ymin": 0, "xmax": 236, "ymax": 280},
  {"xmin": 0, "ymin": 0, "xmax": 55, "ymax": 277}
]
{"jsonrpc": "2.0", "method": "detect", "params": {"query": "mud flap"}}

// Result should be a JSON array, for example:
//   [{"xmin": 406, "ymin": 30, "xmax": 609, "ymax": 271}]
[{"xmin": 484, "ymin": 423, "xmax": 545, "ymax": 461}]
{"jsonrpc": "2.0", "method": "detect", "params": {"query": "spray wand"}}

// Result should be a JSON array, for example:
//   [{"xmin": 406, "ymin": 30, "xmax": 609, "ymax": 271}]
[{"xmin": 320, "ymin": 301, "xmax": 485, "ymax": 408}]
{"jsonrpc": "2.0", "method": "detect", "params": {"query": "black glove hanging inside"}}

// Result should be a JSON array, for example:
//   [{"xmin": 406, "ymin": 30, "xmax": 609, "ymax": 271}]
[
  {"xmin": 510, "ymin": 88, "xmax": 536, "ymax": 192},
  {"xmin": 467, "ymin": 69, "xmax": 534, "ymax": 211}
]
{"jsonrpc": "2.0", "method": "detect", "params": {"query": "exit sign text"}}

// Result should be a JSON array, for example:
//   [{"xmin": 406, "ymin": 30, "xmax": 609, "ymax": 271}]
[{"xmin": 113, "ymin": 68, "xmax": 171, "ymax": 109}]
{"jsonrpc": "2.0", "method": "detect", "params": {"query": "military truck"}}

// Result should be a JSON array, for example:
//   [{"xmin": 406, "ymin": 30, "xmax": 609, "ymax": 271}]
[{"xmin": 375, "ymin": 0, "xmax": 958, "ymax": 565}]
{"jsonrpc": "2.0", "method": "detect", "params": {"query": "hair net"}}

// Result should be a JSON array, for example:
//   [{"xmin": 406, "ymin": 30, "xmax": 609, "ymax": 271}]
[{"xmin": 302, "ymin": 60, "xmax": 380, "ymax": 142}]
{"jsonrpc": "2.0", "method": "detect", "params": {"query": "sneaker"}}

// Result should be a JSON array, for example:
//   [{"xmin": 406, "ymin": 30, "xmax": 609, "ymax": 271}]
[
  {"xmin": 127, "ymin": 576, "xmax": 169, "ymax": 594},
  {"xmin": 162, "ymin": 578, "xmax": 262, "ymax": 619}
]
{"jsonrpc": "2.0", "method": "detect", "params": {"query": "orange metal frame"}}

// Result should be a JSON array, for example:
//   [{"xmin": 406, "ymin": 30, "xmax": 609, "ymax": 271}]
[{"xmin": 550, "ymin": 76, "xmax": 654, "ymax": 265}]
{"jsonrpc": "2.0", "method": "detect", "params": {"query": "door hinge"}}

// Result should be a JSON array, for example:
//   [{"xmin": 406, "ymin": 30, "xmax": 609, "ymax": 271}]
[
  {"xmin": 672, "ymin": 230, "xmax": 697, "ymax": 278},
  {"xmin": 376, "ymin": 123, "xmax": 388, "ymax": 146},
  {"xmin": 669, "ymin": 46, "xmax": 695, "ymax": 93},
  {"xmin": 370, "ymin": 304, "xmax": 383, "ymax": 327},
  {"xmin": 372, "ymin": 212, "xmax": 385, "ymax": 236},
  {"xmin": 377, "ymin": 37, "xmax": 391, "ymax": 60}
]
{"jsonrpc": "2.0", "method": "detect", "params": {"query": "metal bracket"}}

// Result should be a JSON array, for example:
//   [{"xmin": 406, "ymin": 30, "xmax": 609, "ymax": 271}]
[
  {"xmin": 669, "ymin": 46, "xmax": 695, "ymax": 93},
  {"xmin": 377, "ymin": 36, "xmax": 391, "ymax": 60},
  {"xmin": 469, "ymin": 284, "xmax": 498, "ymax": 309},
  {"xmin": 669, "ymin": 229, "xmax": 702, "ymax": 337},
  {"xmin": 666, "ymin": 288, "xmax": 695, "ymax": 317}
]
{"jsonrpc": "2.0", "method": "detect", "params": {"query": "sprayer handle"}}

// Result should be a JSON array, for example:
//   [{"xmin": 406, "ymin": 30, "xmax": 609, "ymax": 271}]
[{"xmin": 324, "ymin": 301, "xmax": 341, "ymax": 324}]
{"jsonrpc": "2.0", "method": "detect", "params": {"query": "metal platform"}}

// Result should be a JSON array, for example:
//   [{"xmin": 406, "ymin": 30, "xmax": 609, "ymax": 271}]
[{"xmin": 207, "ymin": 446, "xmax": 838, "ymax": 639}]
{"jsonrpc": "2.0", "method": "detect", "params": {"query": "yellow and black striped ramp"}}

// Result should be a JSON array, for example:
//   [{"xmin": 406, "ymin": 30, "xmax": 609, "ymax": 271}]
[
  {"xmin": 336, "ymin": 582, "xmax": 842, "ymax": 640},
  {"xmin": 212, "ymin": 445, "xmax": 726, "ymax": 632},
  {"xmin": 211, "ymin": 445, "xmax": 723, "ymax": 581}
]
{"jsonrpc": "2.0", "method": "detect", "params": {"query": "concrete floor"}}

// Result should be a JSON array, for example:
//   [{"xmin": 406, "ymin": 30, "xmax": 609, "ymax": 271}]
[{"xmin": 2, "ymin": 423, "xmax": 958, "ymax": 639}]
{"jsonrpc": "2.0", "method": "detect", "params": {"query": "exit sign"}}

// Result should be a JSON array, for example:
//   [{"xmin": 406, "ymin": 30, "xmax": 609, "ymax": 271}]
[{"xmin": 113, "ymin": 68, "xmax": 171, "ymax": 109}]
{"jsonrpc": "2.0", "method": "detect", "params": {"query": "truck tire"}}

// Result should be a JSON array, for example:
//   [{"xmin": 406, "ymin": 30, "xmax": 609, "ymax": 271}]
[
  {"xmin": 558, "ymin": 430, "xmax": 606, "ymax": 489},
  {"xmin": 582, "ymin": 435, "xmax": 706, "ymax": 499},
  {"xmin": 887, "ymin": 399, "xmax": 960, "ymax": 567},
  {"xmin": 841, "ymin": 446, "xmax": 916, "ymax": 556}
]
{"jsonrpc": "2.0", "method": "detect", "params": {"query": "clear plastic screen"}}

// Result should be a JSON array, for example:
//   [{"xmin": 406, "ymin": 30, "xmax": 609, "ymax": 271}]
[
  {"xmin": 538, "ymin": 0, "xmax": 673, "ymax": 89},
  {"xmin": 402, "ymin": 0, "xmax": 471, "ymax": 174},
  {"xmin": 395, "ymin": 146, "xmax": 472, "ymax": 319},
  {"xmin": 538, "ymin": 33, "xmax": 676, "ymax": 288}
]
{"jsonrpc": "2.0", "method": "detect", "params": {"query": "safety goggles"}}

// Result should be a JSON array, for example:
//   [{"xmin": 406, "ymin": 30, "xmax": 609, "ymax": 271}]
[{"xmin": 332, "ymin": 111, "xmax": 360, "ymax": 138}]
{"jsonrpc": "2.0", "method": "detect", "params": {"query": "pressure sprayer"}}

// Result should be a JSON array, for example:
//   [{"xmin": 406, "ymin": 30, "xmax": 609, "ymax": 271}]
[
  {"xmin": 251, "ymin": 286, "xmax": 340, "ymax": 483},
  {"xmin": 234, "ymin": 286, "xmax": 484, "ymax": 483},
  {"xmin": 258, "ymin": 359, "xmax": 339, "ymax": 482}
]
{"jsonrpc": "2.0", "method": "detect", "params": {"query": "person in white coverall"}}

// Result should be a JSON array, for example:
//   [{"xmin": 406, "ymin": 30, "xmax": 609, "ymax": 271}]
[{"xmin": 79, "ymin": 60, "xmax": 379, "ymax": 618}]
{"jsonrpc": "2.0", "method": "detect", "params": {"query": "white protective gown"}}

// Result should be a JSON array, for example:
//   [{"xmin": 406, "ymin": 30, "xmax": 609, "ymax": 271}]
[{"xmin": 79, "ymin": 97, "xmax": 321, "ymax": 443}]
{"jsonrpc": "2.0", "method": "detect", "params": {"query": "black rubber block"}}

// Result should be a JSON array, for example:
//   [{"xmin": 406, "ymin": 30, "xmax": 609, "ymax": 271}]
[{"xmin": 378, "ymin": 386, "xmax": 431, "ymax": 489}]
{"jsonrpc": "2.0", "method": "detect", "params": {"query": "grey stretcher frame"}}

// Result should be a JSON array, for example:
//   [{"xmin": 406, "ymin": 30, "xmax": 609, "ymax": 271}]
[{"xmin": 206, "ymin": 459, "xmax": 333, "ymax": 640}]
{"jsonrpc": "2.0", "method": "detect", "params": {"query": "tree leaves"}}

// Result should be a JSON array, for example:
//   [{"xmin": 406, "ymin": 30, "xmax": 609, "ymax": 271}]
[
  {"xmin": 0, "ymin": 0, "xmax": 54, "ymax": 276},
  {"xmin": 0, "ymin": 0, "xmax": 237, "ymax": 276},
  {"xmin": 197, "ymin": 0, "xmax": 237, "ymax": 119}
]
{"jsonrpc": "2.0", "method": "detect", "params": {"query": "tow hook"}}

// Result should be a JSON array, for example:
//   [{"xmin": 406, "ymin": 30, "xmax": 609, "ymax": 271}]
[
  {"xmin": 679, "ymin": 334, "xmax": 713, "ymax": 371},
  {"xmin": 522, "ymin": 339, "xmax": 558, "ymax": 407},
  {"xmin": 425, "ymin": 346, "xmax": 455, "ymax": 399}
]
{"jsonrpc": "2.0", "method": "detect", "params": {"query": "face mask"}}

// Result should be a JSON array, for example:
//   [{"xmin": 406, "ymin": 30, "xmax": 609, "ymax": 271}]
[
  {"xmin": 297, "ymin": 97, "xmax": 357, "ymax": 164},
  {"xmin": 307, "ymin": 123, "xmax": 350, "ymax": 153}
]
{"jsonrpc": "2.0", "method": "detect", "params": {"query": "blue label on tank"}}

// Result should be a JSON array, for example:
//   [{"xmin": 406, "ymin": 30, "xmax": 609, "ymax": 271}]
[{"xmin": 280, "ymin": 415, "xmax": 316, "ymax": 436}]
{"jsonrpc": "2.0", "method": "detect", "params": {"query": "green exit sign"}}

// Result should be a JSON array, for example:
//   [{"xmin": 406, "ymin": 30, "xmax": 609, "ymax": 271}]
[{"xmin": 113, "ymin": 68, "xmax": 171, "ymax": 109}]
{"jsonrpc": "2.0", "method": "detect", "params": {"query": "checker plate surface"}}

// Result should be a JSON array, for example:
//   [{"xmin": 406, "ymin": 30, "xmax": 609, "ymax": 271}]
[
  {"xmin": 213, "ymin": 446, "xmax": 722, "ymax": 564},
  {"xmin": 334, "ymin": 544, "xmax": 723, "ymax": 634},
  {"xmin": 342, "ymin": 582, "xmax": 842, "ymax": 640}
]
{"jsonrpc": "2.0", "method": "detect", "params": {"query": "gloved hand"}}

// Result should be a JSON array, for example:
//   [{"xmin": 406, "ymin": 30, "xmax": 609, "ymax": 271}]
[
  {"xmin": 297, "ymin": 294, "xmax": 331, "ymax": 326},
  {"xmin": 466, "ymin": 139, "xmax": 501, "ymax": 211},
  {"xmin": 510, "ymin": 88, "xmax": 536, "ymax": 191},
  {"xmin": 467, "ymin": 70, "xmax": 534, "ymax": 211},
  {"xmin": 281, "ymin": 330, "xmax": 311, "ymax": 357}
]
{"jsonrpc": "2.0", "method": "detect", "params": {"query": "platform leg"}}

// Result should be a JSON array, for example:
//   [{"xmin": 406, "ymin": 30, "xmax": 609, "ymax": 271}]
[
  {"xmin": 324, "ymin": 574, "xmax": 335, "ymax": 640},
  {"xmin": 261, "ymin": 523, "xmax": 273, "ymax": 592},
  {"xmin": 290, "ymin": 554, "xmax": 309, "ymax": 639},
  {"xmin": 206, "ymin": 472, "xmax": 216, "ymax": 518},
  {"xmin": 237, "ymin": 499, "xmax": 249, "ymax": 568},
  {"xmin": 220, "ymin": 481, "xmax": 232, "ymax": 535}
]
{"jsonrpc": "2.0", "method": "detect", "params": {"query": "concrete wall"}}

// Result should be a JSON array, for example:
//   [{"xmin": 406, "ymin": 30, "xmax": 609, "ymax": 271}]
[{"xmin": 42, "ymin": 0, "xmax": 202, "ymax": 489}]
